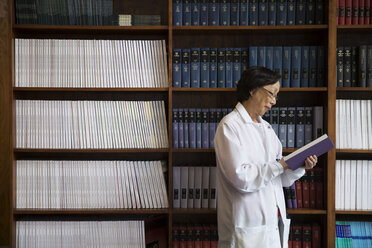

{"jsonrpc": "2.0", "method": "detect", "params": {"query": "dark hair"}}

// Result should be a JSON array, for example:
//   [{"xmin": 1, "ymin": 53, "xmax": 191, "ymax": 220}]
[{"xmin": 237, "ymin": 66, "xmax": 281, "ymax": 103}]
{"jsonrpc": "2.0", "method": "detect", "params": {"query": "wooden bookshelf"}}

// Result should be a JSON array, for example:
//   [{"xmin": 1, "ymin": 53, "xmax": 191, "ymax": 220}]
[{"xmin": 1, "ymin": 0, "xmax": 371, "ymax": 247}]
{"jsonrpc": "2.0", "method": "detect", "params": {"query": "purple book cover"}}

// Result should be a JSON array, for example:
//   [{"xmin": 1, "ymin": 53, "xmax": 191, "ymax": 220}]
[
  {"xmin": 290, "ymin": 183, "xmax": 297, "ymax": 208},
  {"xmin": 284, "ymin": 134, "xmax": 334, "ymax": 170},
  {"xmin": 284, "ymin": 186, "xmax": 293, "ymax": 208}
]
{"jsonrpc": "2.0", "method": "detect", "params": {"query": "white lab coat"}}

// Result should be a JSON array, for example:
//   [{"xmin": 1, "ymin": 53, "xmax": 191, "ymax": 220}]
[{"xmin": 214, "ymin": 102, "xmax": 305, "ymax": 248}]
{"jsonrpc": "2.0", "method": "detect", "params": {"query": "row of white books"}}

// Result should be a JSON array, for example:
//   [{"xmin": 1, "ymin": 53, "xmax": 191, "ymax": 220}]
[
  {"xmin": 16, "ymin": 160, "xmax": 168, "ymax": 209},
  {"xmin": 335, "ymin": 160, "xmax": 372, "ymax": 211},
  {"xmin": 336, "ymin": 100, "xmax": 372, "ymax": 149},
  {"xmin": 15, "ymin": 39, "xmax": 168, "ymax": 88},
  {"xmin": 173, "ymin": 166, "xmax": 217, "ymax": 209},
  {"xmin": 16, "ymin": 221, "xmax": 145, "ymax": 248},
  {"xmin": 16, "ymin": 100, "xmax": 168, "ymax": 149}
]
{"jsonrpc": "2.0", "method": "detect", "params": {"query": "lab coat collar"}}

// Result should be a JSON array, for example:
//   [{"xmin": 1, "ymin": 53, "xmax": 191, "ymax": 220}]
[{"xmin": 235, "ymin": 102, "xmax": 263, "ymax": 124}]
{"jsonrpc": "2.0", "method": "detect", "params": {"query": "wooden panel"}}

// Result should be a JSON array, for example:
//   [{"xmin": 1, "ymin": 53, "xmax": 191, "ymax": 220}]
[{"xmin": 0, "ymin": 0, "xmax": 10, "ymax": 245}]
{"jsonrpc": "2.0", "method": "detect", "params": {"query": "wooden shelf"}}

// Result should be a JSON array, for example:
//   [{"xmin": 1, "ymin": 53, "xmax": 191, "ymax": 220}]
[
  {"xmin": 172, "ymin": 148, "xmax": 215, "ymax": 153},
  {"xmin": 287, "ymin": 209, "xmax": 327, "ymax": 215},
  {"xmin": 14, "ymin": 209, "xmax": 169, "ymax": 215},
  {"xmin": 337, "ymin": 87, "xmax": 372, "ymax": 91},
  {"xmin": 172, "ymin": 87, "xmax": 327, "ymax": 92},
  {"xmin": 13, "ymin": 24, "xmax": 169, "ymax": 35},
  {"xmin": 337, "ymin": 25, "xmax": 372, "ymax": 29},
  {"xmin": 14, "ymin": 87, "xmax": 169, "ymax": 92},
  {"xmin": 172, "ymin": 209, "xmax": 217, "ymax": 214},
  {"xmin": 14, "ymin": 148, "xmax": 169, "ymax": 153},
  {"xmin": 336, "ymin": 210, "xmax": 372, "ymax": 215},
  {"xmin": 336, "ymin": 149, "xmax": 372, "ymax": 154},
  {"xmin": 173, "ymin": 25, "xmax": 328, "ymax": 31}
]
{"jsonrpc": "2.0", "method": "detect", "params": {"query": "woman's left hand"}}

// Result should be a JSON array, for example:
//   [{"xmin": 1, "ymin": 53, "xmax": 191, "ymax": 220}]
[{"xmin": 304, "ymin": 155, "xmax": 318, "ymax": 169}]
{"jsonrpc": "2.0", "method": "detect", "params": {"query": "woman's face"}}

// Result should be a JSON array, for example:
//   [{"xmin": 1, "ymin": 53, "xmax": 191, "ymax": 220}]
[{"xmin": 250, "ymin": 81, "xmax": 280, "ymax": 117}]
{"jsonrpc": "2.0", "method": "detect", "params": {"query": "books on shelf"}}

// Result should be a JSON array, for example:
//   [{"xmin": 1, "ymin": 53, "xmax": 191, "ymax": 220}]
[
  {"xmin": 172, "ymin": 0, "xmax": 324, "ymax": 26},
  {"xmin": 16, "ymin": 221, "xmax": 145, "ymax": 247},
  {"xmin": 172, "ymin": 46, "xmax": 325, "ymax": 88},
  {"xmin": 336, "ymin": 99, "xmax": 372, "ymax": 149},
  {"xmin": 337, "ymin": 0, "xmax": 372, "ymax": 25},
  {"xmin": 289, "ymin": 223, "xmax": 321, "ymax": 248},
  {"xmin": 15, "ymin": 100, "xmax": 169, "ymax": 149},
  {"xmin": 284, "ymin": 134, "xmax": 334, "ymax": 170},
  {"xmin": 15, "ymin": 39, "xmax": 168, "ymax": 88},
  {"xmin": 172, "ymin": 224, "xmax": 218, "ymax": 248},
  {"xmin": 114, "ymin": 14, "xmax": 161, "ymax": 26},
  {"xmin": 335, "ymin": 221, "xmax": 372, "ymax": 248},
  {"xmin": 173, "ymin": 166, "xmax": 217, "ymax": 209},
  {"xmin": 16, "ymin": 160, "xmax": 168, "ymax": 209},
  {"xmin": 335, "ymin": 160, "xmax": 372, "ymax": 211}
]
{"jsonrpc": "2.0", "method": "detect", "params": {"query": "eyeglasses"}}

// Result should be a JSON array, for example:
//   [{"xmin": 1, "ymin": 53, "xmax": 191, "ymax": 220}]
[{"xmin": 261, "ymin": 87, "xmax": 279, "ymax": 101}]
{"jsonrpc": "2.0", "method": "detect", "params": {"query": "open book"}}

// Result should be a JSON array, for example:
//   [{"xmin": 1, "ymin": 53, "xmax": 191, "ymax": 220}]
[{"xmin": 284, "ymin": 134, "xmax": 334, "ymax": 170}]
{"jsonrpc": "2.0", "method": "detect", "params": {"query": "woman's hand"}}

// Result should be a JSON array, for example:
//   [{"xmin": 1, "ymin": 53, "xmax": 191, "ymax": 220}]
[{"xmin": 303, "ymin": 155, "xmax": 318, "ymax": 169}]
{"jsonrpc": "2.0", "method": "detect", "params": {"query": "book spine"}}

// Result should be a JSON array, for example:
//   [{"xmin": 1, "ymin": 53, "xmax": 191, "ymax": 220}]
[
  {"xmin": 202, "ymin": 109, "xmax": 210, "ymax": 148},
  {"xmin": 295, "ymin": 107, "xmax": 305, "ymax": 148},
  {"xmin": 182, "ymin": 49, "xmax": 191, "ymax": 87},
  {"xmin": 287, "ymin": 0, "xmax": 296, "ymax": 25},
  {"xmin": 191, "ymin": 48, "xmax": 201, "ymax": 88},
  {"xmin": 173, "ymin": 49, "xmax": 182, "ymax": 88},
  {"xmin": 277, "ymin": 0, "xmax": 287, "ymax": 25},
  {"xmin": 296, "ymin": 0, "xmax": 306, "ymax": 25},
  {"xmin": 208, "ymin": 0, "xmax": 220, "ymax": 25},
  {"xmin": 249, "ymin": 0, "xmax": 258, "ymax": 25},
  {"xmin": 309, "ymin": 46, "xmax": 317, "ymax": 87},
  {"xmin": 279, "ymin": 107, "xmax": 288, "ymax": 148},
  {"xmin": 209, "ymin": 109, "xmax": 216, "ymax": 148},
  {"xmin": 316, "ymin": 46, "xmax": 325, "ymax": 87},
  {"xmin": 200, "ymin": 0, "xmax": 209, "ymax": 25},
  {"xmin": 295, "ymin": 180, "xmax": 303, "ymax": 208},
  {"xmin": 239, "ymin": 0, "xmax": 249, "ymax": 25},
  {"xmin": 233, "ymin": 48, "xmax": 242, "ymax": 87},
  {"xmin": 230, "ymin": 0, "xmax": 240, "ymax": 25},
  {"xmin": 173, "ymin": 0, "xmax": 183, "ymax": 26},
  {"xmin": 301, "ymin": 46, "xmax": 310, "ymax": 87},
  {"xmin": 196, "ymin": 109, "xmax": 202, "ymax": 148},
  {"xmin": 173, "ymin": 108, "xmax": 179, "ymax": 148},
  {"xmin": 306, "ymin": 0, "xmax": 316, "ymax": 24},
  {"xmin": 268, "ymin": 0, "xmax": 276, "ymax": 25},
  {"xmin": 273, "ymin": 46, "xmax": 283, "ymax": 78},
  {"xmin": 282, "ymin": 47, "xmax": 291, "ymax": 88},
  {"xmin": 183, "ymin": 0, "xmax": 192, "ymax": 25},
  {"xmin": 315, "ymin": 0, "xmax": 324, "ymax": 24},
  {"xmin": 192, "ymin": 0, "xmax": 201, "ymax": 25},
  {"xmin": 217, "ymin": 48, "xmax": 226, "ymax": 88},
  {"xmin": 183, "ymin": 109, "xmax": 189, "ymax": 148},
  {"xmin": 258, "ymin": 46, "xmax": 266, "ymax": 67},
  {"xmin": 258, "ymin": 0, "xmax": 268, "ymax": 25},
  {"xmin": 287, "ymin": 107, "xmax": 296, "ymax": 148},
  {"xmin": 265, "ymin": 46, "xmax": 274, "ymax": 70},
  {"xmin": 291, "ymin": 46, "xmax": 301, "ymax": 88},
  {"xmin": 179, "ymin": 108, "xmax": 185, "ymax": 148},
  {"xmin": 225, "ymin": 48, "xmax": 233, "ymax": 88},
  {"xmin": 344, "ymin": 47, "xmax": 352, "ymax": 87},
  {"xmin": 220, "ymin": 0, "xmax": 231, "ymax": 25},
  {"xmin": 189, "ymin": 109, "xmax": 197, "ymax": 148},
  {"xmin": 346, "ymin": 0, "xmax": 352, "ymax": 24},
  {"xmin": 201, "ymin": 48, "xmax": 210, "ymax": 88},
  {"xmin": 210, "ymin": 48, "xmax": 218, "ymax": 88},
  {"xmin": 337, "ymin": 47, "xmax": 344, "ymax": 87},
  {"xmin": 249, "ymin": 46, "xmax": 258, "ymax": 67}
]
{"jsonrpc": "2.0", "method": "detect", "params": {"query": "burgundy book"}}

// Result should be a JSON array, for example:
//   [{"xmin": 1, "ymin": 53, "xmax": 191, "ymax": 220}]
[
  {"xmin": 339, "ymin": 0, "xmax": 346, "ymax": 24},
  {"xmin": 290, "ymin": 183, "xmax": 298, "ymax": 208},
  {"xmin": 302, "ymin": 171, "xmax": 310, "ymax": 208},
  {"xmin": 194, "ymin": 226, "xmax": 203, "ymax": 248},
  {"xmin": 353, "ymin": 0, "xmax": 359, "ymax": 24},
  {"xmin": 173, "ymin": 226, "xmax": 180, "ymax": 248},
  {"xmin": 202, "ymin": 226, "xmax": 211, "ymax": 248},
  {"xmin": 312, "ymin": 223, "xmax": 321, "ymax": 248},
  {"xmin": 346, "ymin": 0, "xmax": 353, "ymax": 24},
  {"xmin": 359, "ymin": 0, "xmax": 365, "ymax": 24},
  {"xmin": 284, "ymin": 134, "xmax": 334, "ymax": 170},
  {"xmin": 295, "ymin": 180, "xmax": 303, "ymax": 208},
  {"xmin": 309, "ymin": 169, "xmax": 317, "ymax": 208},
  {"xmin": 302, "ymin": 225, "xmax": 312, "ymax": 248},
  {"xmin": 365, "ymin": 0, "xmax": 371, "ymax": 24},
  {"xmin": 315, "ymin": 168, "xmax": 324, "ymax": 209},
  {"xmin": 292, "ymin": 225, "xmax": 302, "ymax": 248}
]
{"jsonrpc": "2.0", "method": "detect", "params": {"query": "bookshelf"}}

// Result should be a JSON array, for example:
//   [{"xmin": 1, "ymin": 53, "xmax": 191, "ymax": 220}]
[{"xmin": 0, "ymin": 0, "xmax": 371, "ymax": 247}]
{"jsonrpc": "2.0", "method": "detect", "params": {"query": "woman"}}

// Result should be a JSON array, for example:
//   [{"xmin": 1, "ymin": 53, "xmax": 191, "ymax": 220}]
[{"xmin": 214, "ymin": 66, "xmax": 317, "ymax": 248}]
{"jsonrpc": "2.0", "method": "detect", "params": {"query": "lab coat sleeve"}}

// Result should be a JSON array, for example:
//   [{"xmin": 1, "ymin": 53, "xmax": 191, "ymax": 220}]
[
  {"xmin": 281, "ymin": 167, "xmax": 306, "ymax": 187},
  {"xmin": 214, "ymin": 122, "xmax": 284, "ymax": 193}
]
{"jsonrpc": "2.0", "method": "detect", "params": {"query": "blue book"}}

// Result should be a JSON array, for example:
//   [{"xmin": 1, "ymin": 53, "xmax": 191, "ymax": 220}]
[
  {"xmin": 230, "ymin": 0, "xmax": 239, "ymax": 25},
  {"xmin": 217, "ymin": 48, "xmax": 226, "ymax": 88},
  {"xmin": 291, "ymin": 46, "xmax": 301, "ymax": 88},
  {"xmin": 216, "ymin": 108, "xmax": 223, "ymax": 126},
  {"xmin": 220, "ymin": 0, "xmax": 231, "ymax": 25},
  {"xmin": 367, "ymin": 46, "xmax": 372, "ymax": 87},
  {"xmin": 249, "ymin": 0, "xmax": 258, "ymax": 25},
  {"xmin": 183, "ymin": 0, "xmax": 192, "ymax": 25},
  {"xmin": 173, "ymin": 0, "xmax": 183, "ymax": 26},
  {"xmin": 359, "ymin": 45, "xmax": 367, "ymax": 87},
  {"xmin": 277, "ymin": 0, "xmax": 287, "ymax": 25},
  {"xmin": 268, "ymin": 0, "xmax": 276, "ymax": 25},
  {"xmin": 210, "ymin": 48, "xmax": 218, "ymax": 88},
  {"xmin": 209, "ymin": 109, "xmax": 217, "ymax": 148},
  {"xmin": 287, "ymin": 107, "xmax": 296, "ymax": 148},
  {"xmin": 183, "ymin": 109, "xmax": 189, "ymax": 148},
  {"xmin": 351, "ymin": 46, "xmax": 358, "ymax": 87},
  {"xmin": 249, "ymin": 46, "xmax": 258, "ymax": 67},
  {"xmin": 208, "ymin": 0, "xmax": 220, "ymax": 25},
  {"xmin": 271, "ymin": 107, "xmax": 279, "ymax": 137},
  {"xmin": 265, "ymin": 46, "xmax": 274, "ymax": 70},
  {"xmin": 287, "ymin": 0, "xmax": 296, "ymax": 25},
  {"xmin": 258, "ymin": 46, "xmax": 265, "ymax": 68},
  {"xmin": 309, "ymin": 46, "xmax": 317, "ymax": 87},
  {"xmin": 201, "ymin": 48, "xmax": 210, "ymax": 88},
  {"xmin": 196, "ymin": 109, "xmax": 202, "ymax": 148},
  {"xmin": 201, "ymin": 109, "xmax": 210, "ymax": 148},
  {"xmin": 178, "ymin": 108, "xmax": 184, "ymax": 148},
  {"xmin": 296, "ymin": 0, "xmax": 306, "ymax": 25},
  {"xmin": 306, "ymin": 0, "xmax": 315, "ymax": 24},
  {"xmin": 301, "ymin": 46, "xmax": 310, "ymax": 87},
  {"xmin": 258, "ymin": 0, "xmax": 268, "ymax": 25},
  {"xmin": 173, "ymin": 108, "xmax": 179, "ymax": 148},
  {"xmin": 225, "ymin": 48, "xmax": 233, "ymax": 88},
  {"xmin": 172, "ymin": 49, "xmax": 182, "ymax": 88},
  {"xmin": 191, "ymin": 48, "xmax": 201, "ymax": 87},
  {"xmin": 182, "ymin": 49, "xmax": 191, "ymax": 87},
  {"xmin": 200, "ymin": 0, "xmax": 209, "ymax": 25},
  {"xmin": 317, "ymin": 46, "xmax": 325, "ymax": 87},
  {"xmin": 304, "ymin": 107, "xmax": 313, "ymax": 144},
  {"xmin": 241, "ymin": 48, "xmax": 249, "ymax": 71},
  {"xmin": 189, "ymin": 109, "xmax": 197, "ymax": 148},
  {"xmin": 239, "ymin": 0, "xmax": 249, "ymax": 25},
  {"xmin": 191, "ymin": 0, "xmax": 201, "ymax": 25},
  {"xmin": 343, "ymin": 47, "xmax": 352, "ymax": 87},
  {"xmin": 282, "ymin": 46, "xmax": 291, "ymax": 88},
  {"xmin": 279, "ymin": 107, "xmax": 288, "ymax": 148},
  {"xmin": 295, "ymin": 107, "xmax": 305, "ymax": 148},
  {"xmin": 315, "ymin": 0, "xmax": 323, "ymax": 24},
  {"xmin": 273, "ymin": 46, "xmax": 283, "ymax": 78},
  {"xmin": 233, "ymin": 48, "xmax": 242, "ymax": 87}
]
